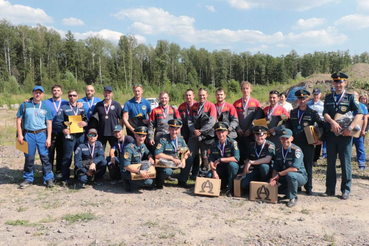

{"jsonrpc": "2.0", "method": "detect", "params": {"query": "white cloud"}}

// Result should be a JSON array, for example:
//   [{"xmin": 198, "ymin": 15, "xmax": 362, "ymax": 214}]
[
  {"xmin": 357, "ymin": 0, "xmax": 369, "ymax": 12},
  {"xmin": 249, "ymin": 44, "xmax": 269, "ymax": 52},
  {"xmin": 62, "ymin": 17, "xmax": 84, "ymax": 26},
  {"xmin": 227, "ymin": 0, "xmax": 339, "ymax": 11},
  {"xmin": 285, "ymin": 27, "xmax": 347, "ymax": 46},
  {"xmin": 335, "ymin": 14, "xmax": 369, "ymax": 30},
  {"xmin": 205, "ymin": 5, "xmax": 216, "ymax": 12},
  {"xmin": 292, "ymin": 18, "xmax": 326, "ymax": 30},
  {"xmin": 74, "ymin": 29, "xmax": 146, "ymax": 44},
  {"xmin": 0, "ymin": 0, "xmax": 53, "ymax": 24}
]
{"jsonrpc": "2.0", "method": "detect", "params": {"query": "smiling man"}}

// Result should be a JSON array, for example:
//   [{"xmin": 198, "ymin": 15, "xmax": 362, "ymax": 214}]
[{"xmin": 78, "ymin": 85, "xmax": 102, "ymax": 119}]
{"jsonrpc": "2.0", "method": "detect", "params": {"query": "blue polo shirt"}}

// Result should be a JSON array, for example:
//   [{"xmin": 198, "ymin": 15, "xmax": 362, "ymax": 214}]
[
  {"xmin": 16, "ymin": 100, "xmax": 53, "ymax": 131},
  {"xmin": 123, "ymin": 97, "xmax": 152, "ymax": 119},
  {"xmin": 77, "ymin": 96, "xmax": 102, "ymax": 119},
  {"xmin": 44, "ymin": 98, "xmax": 68, "ymax": 133}
]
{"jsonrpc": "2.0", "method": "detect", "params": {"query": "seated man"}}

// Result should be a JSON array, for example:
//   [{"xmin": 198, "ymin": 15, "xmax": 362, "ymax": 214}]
[
  {"xmin": 208, "ymin": 122, "xmax": 240, "ymax": 197},
  {"xmin": 240, "ymin": 125, "xmax": 275, "ymax": 191},
  {"xmin": 74, "ymin": 128, "xmax": 107, "ymax": 187},
  {"xmin": 155, "ymin": 119, "xmax": 189, "ymax": 189},
  {"xmin": 121, "ymin": 126, "xmax": 155, "ymax": 192},
  {"xmin": 269, "ymin": 129, "xmax": 308, "ymax": 207},
  {"xmin": 106, "ymin": 125, "xmax": 134, "ymax": 181}
]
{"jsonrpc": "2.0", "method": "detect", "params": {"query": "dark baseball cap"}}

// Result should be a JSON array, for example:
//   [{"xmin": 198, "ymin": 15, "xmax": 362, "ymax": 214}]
[
  {"xmin": 104, "ymin": 86, "xmax": 113, "ymax": 92},
  {"xmin": 313, "ymin": 88, "xmax": 321, "ymax": 95}
]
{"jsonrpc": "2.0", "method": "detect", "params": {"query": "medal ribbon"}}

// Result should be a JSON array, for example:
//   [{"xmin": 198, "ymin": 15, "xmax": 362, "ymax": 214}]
[
  {"xmin": 197, "ymin": 101, "xmax": 206, "ymax": 115},
  {"xmin": 52, "ymin": 99, "xmax": 61, "ymax": 113},
  {"xmin": 87, "ymin": 97, "xmax": 95, "ymax": 111},
  {"xmin": 267, "ymin": 104, "xmax": 277, "ymax": 120},
  {"xmin": 117, "ymin": 136, "xmax": 125, "ymax": 154},
  {"xmin": 69, "ymin": 103, "xmax": 79, "ymax": 115},
  {"xmin": 254, "ymin": 140, "xmax": 266, "ymax": 158},
  {"xmin": 161, "ymin": 105, "xmax": 168, "ymax": 119},
  {"xmin": 88, "ymin": 143, "xmax": 96, "ymax": 159},
  {"xmin": 297, "ymin": 109, "xmax": 305, "ymax": 125},
  {"xmin": 104, "ymin": 99, "xmax": 112, "ymax": 117},
  {"xmin": 282, "ymin": 147, "xmax": 290, "ymax": 163},
  {"xmin": 171, "ymin": 138, "xmax": 178, "ymax": 153},
  {"xmin": 32, "ymin": 100, "xmax": 42, "ymax": 116},
  {"xmin": 186, "ymin": 102, "xmax": 193, "ymax": 115},
  {"xmin": 333, "ymin": 90, "xmax": 346, "ymax": 110},
  {"xmin": 218, "ymin": 141, "xmax": 225, "ymax": 157},
  {"xmin": 242, "ymin": 97, "xmax": 250, "ymax": 113},
  {"xmin": 216, "ymin": 102, "xmax": 225, "ymax": 116}
]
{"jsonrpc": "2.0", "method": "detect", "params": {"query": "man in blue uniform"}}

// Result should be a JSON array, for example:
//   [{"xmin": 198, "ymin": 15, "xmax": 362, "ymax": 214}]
[
  {"xmin": 74, "ymin": 128, "xmax": 107, "ymax": 187},
  {"xmin": 16, "ymin": 86, "xmax": 54, "ymax": 188},
  {"xmin": 269, "ymin": 129, "xmax": 308, "ymax": 207},
  {"xmin": 55, "ymin": 89, "xmax": 88, "ymax": 185},
  {"xmin": 240, "ymin": 125, "xmax": 275, "ymax": 192},
  {"xmin": 121, "ymin": 126, "xmax": 155, "ymax": 192},
  {"xmin": 323, "ymin": 72, "xmax": 363, "ymax": 200},
  {"xmin": 77, "ymin": 85, "xmax": 102, "ymax": 119},
  {"xmin": 44, "ymin": 84, "xmax": 68, "ymax": 178},
  {"xmin": 155, "ymin": 119, "xmax": 189, "ymax": 189},
  {"xmin": 287, "ymin": 89, "xmax": 324, "ymax": 195},
  {"xmin": 106, "ymin": 125, "xmax": 134, "ymax": 181},
  {"xmin": 208, "ymin": 122, "xmax": 240, "ymax": 197}
]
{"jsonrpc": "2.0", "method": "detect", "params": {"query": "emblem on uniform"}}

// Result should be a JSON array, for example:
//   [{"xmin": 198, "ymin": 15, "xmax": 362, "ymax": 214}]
[
  {"xmin": 234, "ymin": 142, "xmax": 238, "ymax": 150},
  {"xmin": 340, "ymin": 106, "xmax": 347, "ymax": 112},
  {"xmin": 295, "ymin": 149, "xmax": 301, "ymax": 158},
  {"xmin": 124, "ymin": 152, "xmax": 129, "ymax": 159},
  {"xmin": 303, "ymin": 122, "xmax": 308, "ymax": 127},
  {"xmin": 142, "ymin": 105, "xmax": 147, "ymax": 110},
  {"xmin": 268, "ymin": 147, "xmax": 274, "ymax": 153},
  {"xmin": 111, "ymin": 105, "xmax": 115, "ymax": 110},
  {"xmin": 156, "ymin": 143, "xmax": 162, "ymax": 149}
]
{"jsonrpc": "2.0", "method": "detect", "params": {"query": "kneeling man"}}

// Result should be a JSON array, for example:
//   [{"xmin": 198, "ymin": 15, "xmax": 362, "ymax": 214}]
[{"xmin": 269, "ymin": 129, "xmax": 307, "ymax": 207}]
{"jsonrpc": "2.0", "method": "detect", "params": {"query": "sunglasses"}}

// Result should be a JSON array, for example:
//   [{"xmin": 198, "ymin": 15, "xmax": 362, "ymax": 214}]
[
  {"xmin": 133, "ymin": 83, "xmax": 143, "ymax": 88},
  {"xmin": 269, "ymin": 90, "xmax": 280, "ymax": 96},
  {"xmin": 88, "ymin": 134, "xmax": 97, "ymax": 137},
  {"xmin": 68, "ymin": 94, "xmax": 77, "ymax": 97}
]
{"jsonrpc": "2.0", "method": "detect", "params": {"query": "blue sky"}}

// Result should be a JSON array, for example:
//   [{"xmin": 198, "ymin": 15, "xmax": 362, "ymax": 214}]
[{"xmin": 1, "ymin": 0, "xmax": 368, "ymax": 56}]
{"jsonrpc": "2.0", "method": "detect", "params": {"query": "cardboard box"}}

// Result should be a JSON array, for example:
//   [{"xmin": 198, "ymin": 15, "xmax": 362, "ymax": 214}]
[
  {"xmin": 130, "ymin": 164, "xmax": 156, "ymax": 180},
  {"xmin": 334, "ymin": 113, "xmax": 364, "ymax": 138},
  {"xmin": 194, "ymin": 177, "xmax": 221, "ymax": 197},
  {"xmin": 233, "ymin": 175, "xmax": 246, "ymax": 197},
  {"xmin": 249, "ymin": 181, "xmax": 278, "ymax": 204},
  {"xmin": 304, "ymin": 126, "xmax": 319, "ymax": 144}
]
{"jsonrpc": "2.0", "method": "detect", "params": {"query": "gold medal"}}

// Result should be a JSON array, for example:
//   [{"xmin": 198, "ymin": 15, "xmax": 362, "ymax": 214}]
[{"xmin": 105, "ymin": 116, "xmax": 109, "ymax": 119}]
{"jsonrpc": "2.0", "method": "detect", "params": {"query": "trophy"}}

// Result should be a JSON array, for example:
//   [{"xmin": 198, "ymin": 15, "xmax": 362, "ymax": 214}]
[
  {"xmin": 64, "ymin": 121, "xmax": 73, "ymax": 139},
  {"xmin": 179, "ymin": 146, "xmax": 189, "ymax": 167}
]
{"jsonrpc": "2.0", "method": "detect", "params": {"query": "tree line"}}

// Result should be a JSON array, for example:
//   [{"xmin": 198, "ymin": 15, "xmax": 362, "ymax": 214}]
[{"xmin": 1, "ymin": 19, "xmax": 369, "ymax": 96}]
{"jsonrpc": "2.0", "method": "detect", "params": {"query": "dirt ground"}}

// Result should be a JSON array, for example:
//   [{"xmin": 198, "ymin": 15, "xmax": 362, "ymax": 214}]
[{"xmin": 1, "ymin": 109, "xmax": 369, "ymax": 246}]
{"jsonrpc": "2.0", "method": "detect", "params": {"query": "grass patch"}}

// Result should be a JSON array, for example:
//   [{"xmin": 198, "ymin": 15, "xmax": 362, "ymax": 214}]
[
  {"xmin": 5, "ymin": 219, "xmax": 36, "ymax": 227},
  {"xmin": 43, "ymin": 200, "xmax": 61, "ymax": 209},
  {"xmin": 323, "ymin": 233, "xmax": 336, "ymax": 244},
  {"xmin": 62, "ymin": 213, "xmax": 96, "ymax": 223},
  {"xmin": 16, "ymin": 206, "xmax": 27, "ymax": 212},
  {"xmin": 39, "ymin": 215, "xmax": 57, "ymax": 224},
  {"xmin": 301, "ymin": 209, "xmax": 310, "ymax": 215},
  {"xmin": 143, "ymin": 220, "xmax": 158, "ymax": 227},
  {"xmin": 158, "ymin": 232, "xmax": 176, "ymax": 239},
  {"xmin": 0, "ymin": 125, "xmax": 17, "ymax": 146}
]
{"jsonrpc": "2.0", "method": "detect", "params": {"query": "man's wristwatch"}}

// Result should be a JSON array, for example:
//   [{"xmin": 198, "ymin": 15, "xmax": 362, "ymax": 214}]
[
  {"xmin": 137, "ymin": 170, "xmax": 141, "ymax": 175},
  {"xmin": 347, "ymin": 126, "xmax": 353, "ymax": 131}
]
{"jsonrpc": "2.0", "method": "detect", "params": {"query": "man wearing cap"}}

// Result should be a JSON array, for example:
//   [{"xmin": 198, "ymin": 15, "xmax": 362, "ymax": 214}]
[
  {"xmin": 215, "ymin": 88, "xmax": 238, "ymax": 139},
  {"xmin": 43, "ymin": 84, "xmax": 68, "ymax": 178},
  {"xmin": 240, "ymin": 125, "xmax": 275, "ymax": 192},
  {"xmin": 16, "ymin": 86, "xmax": 55, "ymax": 188},
  {"xmin": 233, "ymin": 81, "xmax": 263, "ymax": 164},
  {"xmin": 121, "ymin": 126, "xmax": 155, "ymax": 192},
  {"xmin": 122, "ymin": 84, "xmax": 151, "ymax": 138},
  {"xmin": 287, "ymin": 89, "xmax": 323, "ymax": 195},
  {"xmin": 74, "ymin": 128, "xmax": 107, "ymax": 187},
  {"xmin": 323, "ymin": 72, "xmax": 363, "ymax": 199},
  {"xmin": 263, "ymin": 90, "xmax": 290, "ymax": 149},
  {"xmin": 269, "ymin": 129, "xmax": 308, "ymax": 207},
  {"xmin": 55, "ymin": 89, "xmax": 88, "ymax": 184},
  {"xmin": 307, "ymin": 88, "xmax": 325, "ymax": 165},
  {"xmin": 106, "ymin": 125, "xmax": 134, "ymax": 181},
  {"xmin": 155, "ymin": 119, "xmax": 189, "ymax": 189},
  {"xmin": 78, "ymin": 85, "xmax": 102, "ymax": 119},
  {"xmin": 208, "ymin": 122, "xmax": 240, "ymax": 197},
  {"xmin": 91, "ymin": 86, "xmax": 122, "ymax": 150}
]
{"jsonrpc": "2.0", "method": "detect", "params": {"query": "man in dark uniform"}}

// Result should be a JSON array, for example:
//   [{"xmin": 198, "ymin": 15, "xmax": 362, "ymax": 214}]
[
  {"xmin": 106, "ymin": 125, "xmax": 134, "ymax": 181},
  {"xmin": 269, "ymin": 129, "xmax": 308, "ymax": 207},
  {"xmin": 91, "ymin": 86, "xmax": 122, "ymax": 150},
  {"xmin": 77, "ymin": 85, "xmax": 102, "ymax": 120},
  {"xmin": 287, "ymin": 89, "xmax": 324, "ymax": 195},
  {"xmin": 208, "ymin": 122, "xmax": 240, "ymax": 197},
  {"xmin": 155, "ymin": 119, "xmax": 189, "ymax": 189},
  {"xmin": 240, "ymin": 125, "xmax": 275, "ymax": 192},
  {"xmin": 215, "ymin": 88, "xmax": 238, "ymax": 139},
  {"xmin": 178, "ymin": 89, "xmax": 196, "ymax": 142},
  {"xmin": 323, "ymin": 72, "xmax": 363, "ymax": 200},
  {"xmin": 121, "ymin": 126, "xmax": 155, "ymax": 192},
  {"xmin": 55, "ymin": 89, "xmax": 88, "ymax": 184},
  {"xmin": 74, "ymin": 128, "xmax": 107, "ymax": 187},
  {"xmin": 16, "ymin": 86, "xmax": 54, "ymax": 188}
]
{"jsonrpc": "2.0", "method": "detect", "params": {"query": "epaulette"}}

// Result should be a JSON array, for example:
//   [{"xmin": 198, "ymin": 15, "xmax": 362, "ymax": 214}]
[
  {"xmin": 276, "ymin": 148, "xmax": 280, "ymax": 151},
  {"xmin": 162, "ymin": 138, "xmax": 167, "ymax": 141},
  {"xmin": 291, "ymin": 145, "xmax": 298, "ymax": 150}
]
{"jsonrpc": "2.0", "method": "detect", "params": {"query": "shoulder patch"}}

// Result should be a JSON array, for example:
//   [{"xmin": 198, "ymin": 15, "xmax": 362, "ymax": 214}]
[
  {"xmin": 233, "ymin": 141, "xmax": 238, "ymax": 150},
  {"xmin": 291, "ymin": 145, "xmax": 298, "ymax": 150},
  {"xmin": 295, "ymin": 150, "xmax": 301, "ymax": 158},
  {"xmin": 156, "ymin": 143, "xmax": 162, "ymax": 149},
  {"xmin": 124, "ymin": 152, "xmax": 129, "ymax": 159}
]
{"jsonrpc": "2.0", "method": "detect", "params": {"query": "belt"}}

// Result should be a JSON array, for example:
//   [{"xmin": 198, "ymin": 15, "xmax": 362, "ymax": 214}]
[{"xmin": 25, "ymin": 129, "xmax": 46, "ymax": 134}]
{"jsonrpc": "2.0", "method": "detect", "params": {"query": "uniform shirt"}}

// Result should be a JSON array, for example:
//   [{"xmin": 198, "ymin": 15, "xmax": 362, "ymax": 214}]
[
  {"xmin": 77, "ymin": 96, "xmax": 102, "ymax": 119},
  {"xmin": 215, "ymin": 101, "xmax": 239, "ymax": 139},
  {"xmin": 323, "ymin": 92, "xmax": 363, "ymax": 128},
  {"xmin": 111, "ymin": 135, "xmax": 135, "ymax": 158},
  {"xmin": 92, "ymin": 100, "xmax": 122, "ymax": 137},
  {"xmin": 123, "ymin": 97, "xmax": 152, "ymax": 119},
  {"xmin": 74, "ymin": 141, "xmax": 106, "ymax": 173},
  {"xmin": 247, "ymin": 140, "xmax": 275, "ymax": 161},
  {"xmin": 208, "ymin": 138, "xmax": 240, "ymax": 163},
  {"xmin": 122, "ymin": 141, "xmax": 151, "ymax": 168},
  {"xmin": 356, "ymin": 102, "xmax": 368, "ymax": 116},
  {"xmin": 55, "ymin": 102, "xmax": 88, "ymax": 133},
  {"xmin": 273, "ymin": 144, "xmax": 307, "ymax": 176},
  {"xmin": 154, "ymin": 134, "xmax": 188, "ymax": 157},
  {"xmin": 148, "ymin": 105, "xmax": 181, "ymax": 142},
  {"xmin": 288, "ymin": 107, "xmax": 324, "ymax": 144},
  {"xmin": 16, "ymin": 100, "xmax": 53, "ymax": 131},
  {"xmin": 233, "ymin": 97, "xmax": 263, "ymax": 132},
  {"xmin": 263, "ymin": 104, "xmax": 290, "ymax": 129},
  {"xmin": 178, "ymin": 101, "xmax": 196, "ymax": 141},
  {"xmin": 307, "ymin": 100, "xmax": 324, "ymax": 120},
  {"xmin": 44, "ymin": 98, "xmax": 68, "ymax": 133},
  {"xmin": 188, "ymin": 100, "xmax": 217, "ymax": 137}
]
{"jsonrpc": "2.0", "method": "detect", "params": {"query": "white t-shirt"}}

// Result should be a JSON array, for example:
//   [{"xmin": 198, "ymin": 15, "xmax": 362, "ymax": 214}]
[{"xmin": 279, "ymin": 102, "xmax": 293, "ymax": 113}]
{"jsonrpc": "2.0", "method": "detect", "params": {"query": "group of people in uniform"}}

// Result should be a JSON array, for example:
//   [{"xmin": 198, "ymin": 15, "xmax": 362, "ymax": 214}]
[{"xmin": 16, "ymin": 71, "xmax": 364, "ymax": 207}]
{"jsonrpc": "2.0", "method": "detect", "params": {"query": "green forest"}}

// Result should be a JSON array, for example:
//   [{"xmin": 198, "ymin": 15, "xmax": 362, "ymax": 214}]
[{"xmin": 1, "ymin": 19, "xmax": 369, "ymax": 103}]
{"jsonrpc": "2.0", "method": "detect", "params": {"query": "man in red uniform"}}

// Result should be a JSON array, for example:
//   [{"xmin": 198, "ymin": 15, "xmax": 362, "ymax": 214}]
[
  {"xmin": 215, "ymin": 88, "xmax": 238, "ymax": 139},
  {"xmin": 178, "ymin": 89, "xmax": 196, "ymax": 143}
]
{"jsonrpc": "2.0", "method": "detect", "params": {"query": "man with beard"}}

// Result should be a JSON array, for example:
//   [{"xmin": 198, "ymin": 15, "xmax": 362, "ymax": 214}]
[
  {"xmin": 78, "ymin": 85, "xmax": 102, "ymax": 119},
  {"xmin": 215, "ymin": 88, "xmax": 238, "ymax": 139}
]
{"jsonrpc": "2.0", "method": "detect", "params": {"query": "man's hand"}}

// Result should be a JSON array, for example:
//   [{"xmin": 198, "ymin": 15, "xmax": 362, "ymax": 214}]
[
  {"xmin": 149, "ymin": 140, "xmax": 155, "ymax": 146},
  {"xmin": 244, "ymin": 129, "xmax": 252, "ymax": 137},
  {"xmin": 330, "ymin": 121, "xmax": 341, "ymax": 133},
  {"xmin": 184, "ymin": 150, "xmax": 190, "ymax": 160},
  {"xmin": 45, "ymin": 138, "xmax": 51, "ymax": 148},
  {"xmin": 361, "ymin": 130, "xmax": 366, "ymax": 137},
  {"xmin": 237, "ymin": 129, "xmax": 244, "ymax": 137},
  {"xmin": 212, "ymin": 171, "xmax": 219, "ymax": 179},
  {"xmin": 213, "ymin": 159, "xmax": 220, "ymax": 167},
  {"xmin": 244, "ymin": 161, "xmax": 251, "ymax": 174},
  {"xmin": 110, "ymin": 157, "xmax": 116, "ymax": 165},
  {"xmin": 77, "ymin": 121, "xmax": 87, "ymax": 128},
  {"xmin": 194, "ymin": 129, "xmax": 201, "ymax": 137},
  {"xmin": 173, "ymin": 157, "xmax": 182, "ymax": 166},
  {"xmin": 140, "ymin": 170, "xmax": 150, "ymax": 179},
  {"xmin": 87, "ymin": 163, "xmax": 97, "ymax": 176},
  {"xmin": 17, "ymin": 135, "xmax": 24, "ymax": 145},
  {"xmin": 149, "ymin": 157, "xmax": 155, "ymax": 165},
  {"xmin": 313, "ymin": 140, "xmax": 323, "ymax": 146},
  {"xmin": 63, "ymin": 129, "xmax": 70, "ymax": 135},
  {"xmin": 77, "ymin": 102, "xmax": 83, "ymax": 108},
  {"xmin": 341, "ymin": 128, "xmax": 352, "ymax": 137},
  {"xmin": 269, "ymin": 175, "xmax": 279, "ymax": 187}
]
